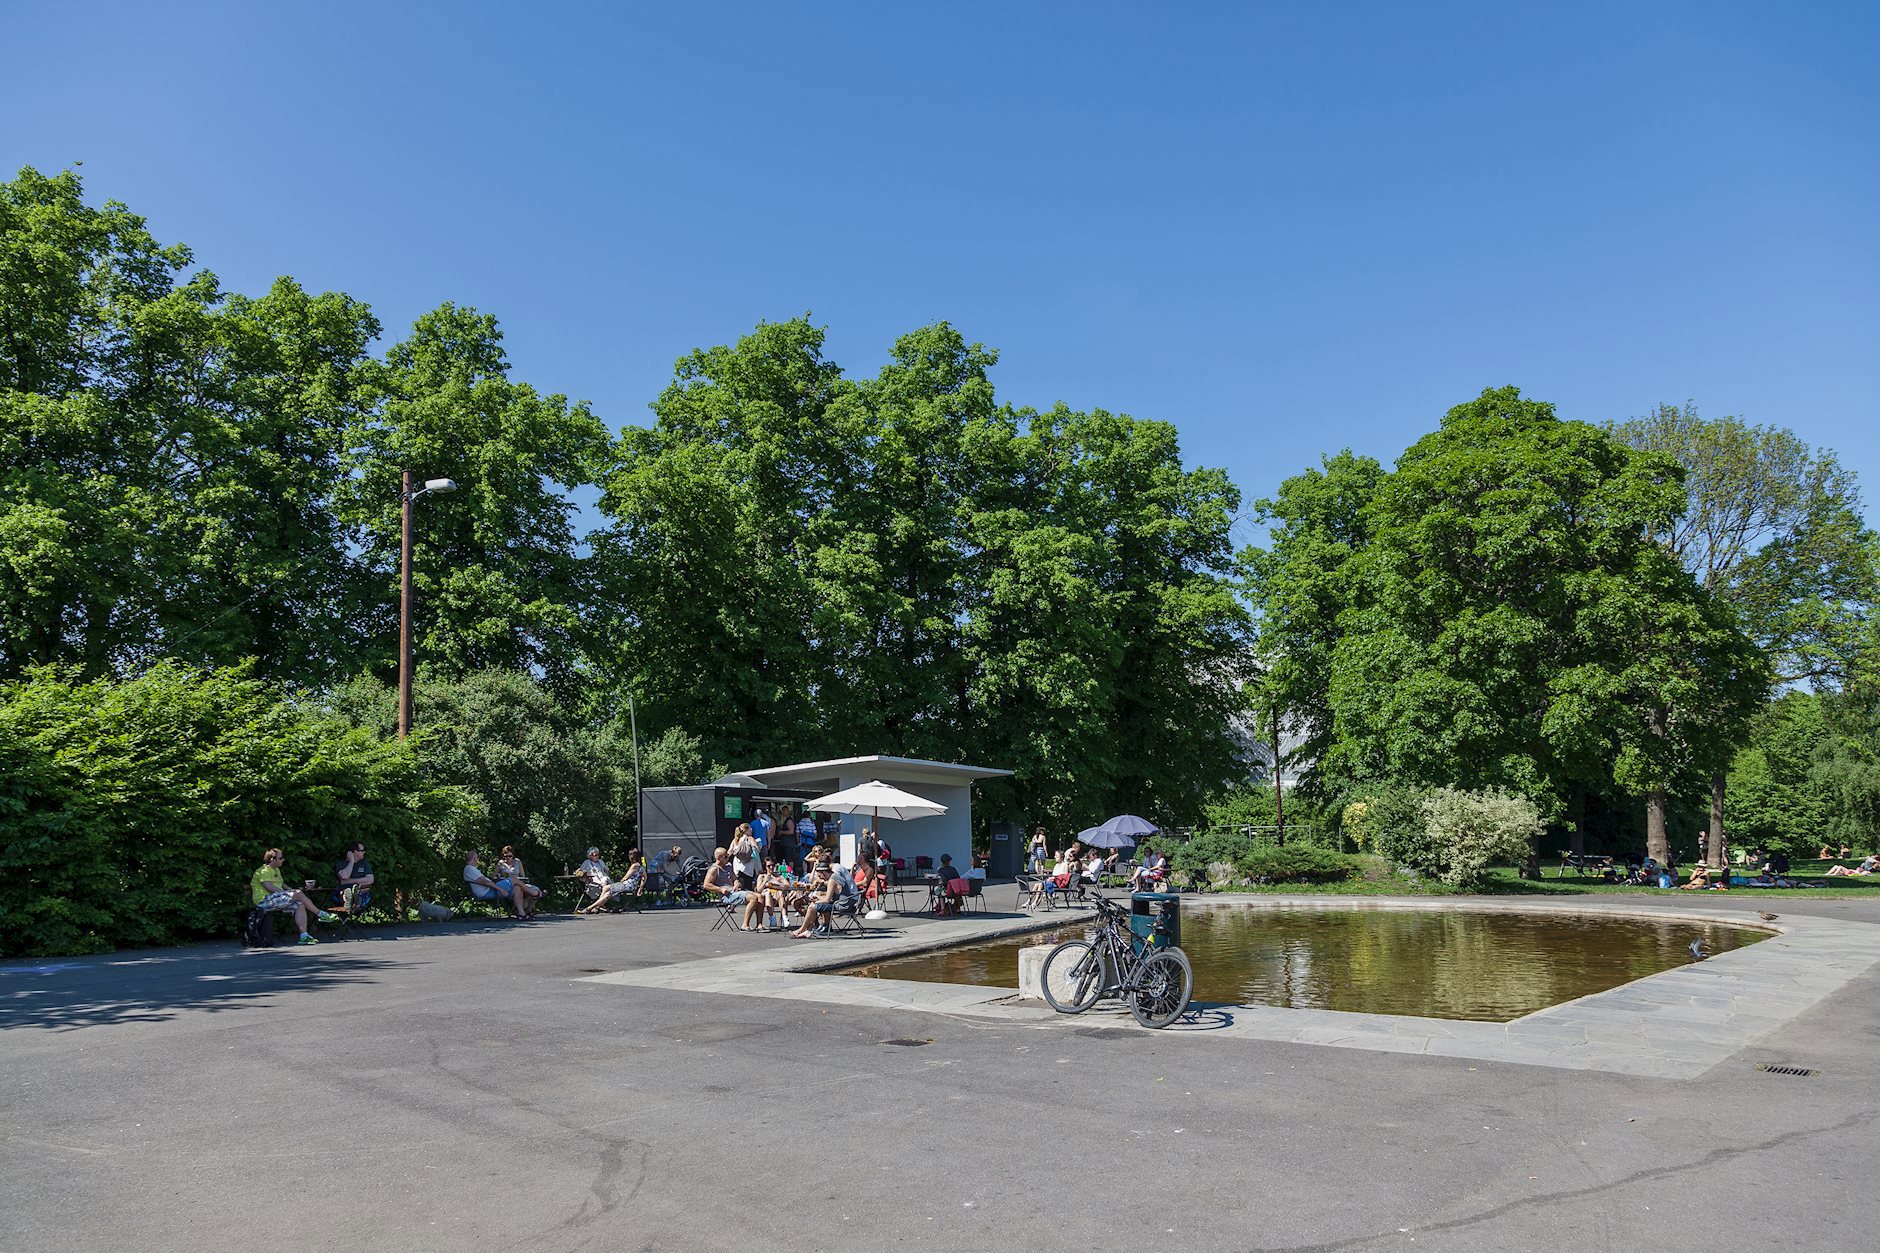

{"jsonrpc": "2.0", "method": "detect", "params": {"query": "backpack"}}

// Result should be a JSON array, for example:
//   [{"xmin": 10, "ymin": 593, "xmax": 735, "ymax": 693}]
[{"xmin": 240, "ymin": 906, "xmax": 274, "ymax": 948}]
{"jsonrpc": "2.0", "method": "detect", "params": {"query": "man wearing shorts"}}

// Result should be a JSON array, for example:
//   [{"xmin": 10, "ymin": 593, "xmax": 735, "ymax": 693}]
[
  {"xmin": 703, "ymin": 847, "xmax": 764, "ymax": 929},
  {"xmin": 463, "ymin": 851, "xmax": 529, "ymax": 917},
  {"xmin": 250, "ymin": 848, "xmax": 338, "ymax": 946}
]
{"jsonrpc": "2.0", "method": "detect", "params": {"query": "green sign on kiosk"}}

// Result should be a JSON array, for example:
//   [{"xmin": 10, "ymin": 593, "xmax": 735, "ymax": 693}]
[{"xmin": 723, "ymin": 795, "xmax": 743, "ymax": 820}]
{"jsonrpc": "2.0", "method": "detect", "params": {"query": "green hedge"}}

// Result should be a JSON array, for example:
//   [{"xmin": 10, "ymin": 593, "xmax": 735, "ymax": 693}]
[
  {"xmin": 1166, "ymin": 833, "xmax": 1364, "ymax": 885},
  {"xmin": 0, "ymin": 663, "xmax": 456, "ymax": 956}
]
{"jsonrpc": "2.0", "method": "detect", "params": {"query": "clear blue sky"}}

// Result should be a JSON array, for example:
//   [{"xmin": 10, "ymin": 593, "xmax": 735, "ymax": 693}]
[{"xmin": 8, "ymin": 1, "xmax": 1877, "ymax": 542}]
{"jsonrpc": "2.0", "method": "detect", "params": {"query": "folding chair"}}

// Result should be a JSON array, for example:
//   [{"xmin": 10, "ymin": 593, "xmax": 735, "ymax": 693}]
[
  {"xmin": 708, "ymin": 897, "xmax": 742, "ymax": 932},
  {"xmin": 828, "ymin": 894, "xmax": 867, "ymax": 936}
]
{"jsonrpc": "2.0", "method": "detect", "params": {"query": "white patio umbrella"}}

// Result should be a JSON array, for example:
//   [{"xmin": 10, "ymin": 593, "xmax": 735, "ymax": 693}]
[
  {"xmin": 807, "ymin": 781, "xmax": 948, "ymax": 919},
  {"xmin": 808, "ymin": 779, "xmax": 949, "ymax": 823}
]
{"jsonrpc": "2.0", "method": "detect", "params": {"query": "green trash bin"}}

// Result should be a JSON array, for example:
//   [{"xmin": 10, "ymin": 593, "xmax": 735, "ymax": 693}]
[{"xmin": 1130, "ymin": 892, "xmax": 1181, "ymax": 955}]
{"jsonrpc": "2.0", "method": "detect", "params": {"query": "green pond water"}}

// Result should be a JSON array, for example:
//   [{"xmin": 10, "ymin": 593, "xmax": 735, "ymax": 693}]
[{"xmin": 837, "ymin": 907, "xmax": 1769, "ymax": 1021}]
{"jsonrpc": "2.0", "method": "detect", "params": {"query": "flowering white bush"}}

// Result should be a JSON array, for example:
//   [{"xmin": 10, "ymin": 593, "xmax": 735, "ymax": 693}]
[{"xmin": 1417, "ymin": 787, "xmax": 1542, "ymax": 889}]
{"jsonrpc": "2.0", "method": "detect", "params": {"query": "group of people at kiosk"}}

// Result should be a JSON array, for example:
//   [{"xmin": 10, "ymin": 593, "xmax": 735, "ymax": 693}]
[{"xmin": 701, "ymin": 841, "xmax": 868, "ymax": 936}]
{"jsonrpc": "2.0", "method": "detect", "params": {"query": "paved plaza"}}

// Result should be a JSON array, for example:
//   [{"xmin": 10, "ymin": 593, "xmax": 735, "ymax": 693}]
[{"xmin": 5, "ymin": 888, "xmax": 1879, "ymax": 1252}]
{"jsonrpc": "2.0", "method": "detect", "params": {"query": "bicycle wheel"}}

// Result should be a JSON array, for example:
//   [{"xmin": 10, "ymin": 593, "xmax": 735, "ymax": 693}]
[
  {"xmin": 1128, "ymin": 948, "xmax": 1193, "ymax": 1029},
  {"xmin": 1040, "ymin": 940, "xmax": 1103, "ymax": 1013}
]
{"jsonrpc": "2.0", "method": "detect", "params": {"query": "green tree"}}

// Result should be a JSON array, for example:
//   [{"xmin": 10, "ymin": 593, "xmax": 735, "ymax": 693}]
[
  {"xmin": 592, "ymin": 317, "xmax": 842, "ymax": 768},
  {"xmin": 329, "ymin": 669, "xmax": 629, "ymax": 871},
  {"xmin": 0, "ymin": 662, "xmax": 446, "ymax": 956},
  {"xmin": 1252, "ymin": 388, "xmax": 1765, "ymax": 866},
  {"xmin": 0, "ymin": 167, "xmax": 382, "ymax": 683},
  {"xmin": 1246, "ymin": 450, "xmax": 1385, "ymax": 794},
  {"xmin": 1611, "ymin": 404, "xmax": 1877, "ymax": 865},
  {"xmin": 341, "ymin": 304, "xmax": 610, "ymax": 694}
]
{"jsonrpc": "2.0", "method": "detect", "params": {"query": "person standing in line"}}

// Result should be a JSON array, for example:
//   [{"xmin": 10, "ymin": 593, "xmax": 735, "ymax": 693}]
[
  {"xmin": 775, "ymin": 813, "xmax": 802, "ymax": 874},
  {"xmin": 750, "ymin": 806, "xmax": 772, "ymax": 859},
  {"xmin": 730, "ymin": 823, "xmax": 760, "ymax": 891}
]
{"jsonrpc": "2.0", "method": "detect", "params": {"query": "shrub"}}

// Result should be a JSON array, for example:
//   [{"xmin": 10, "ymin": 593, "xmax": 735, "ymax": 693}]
[
  {"xmin": 0, "ymin": 663, "xmax": 453, "ymax": 956},
  {"xmin": 1165, "ymin": 832, "xmax": 1363, "ymax": 886},
  {"xmin": 1345, "ymin": 782, "xmax": 1432, "ymax": 869},
  {"xmin": 1234, "ymin": 844, "xmax": 1364, "ymax": 884},
  {"xmin": 1416, "ymin": 787, "xmax": 1542, "ymax": 889}
]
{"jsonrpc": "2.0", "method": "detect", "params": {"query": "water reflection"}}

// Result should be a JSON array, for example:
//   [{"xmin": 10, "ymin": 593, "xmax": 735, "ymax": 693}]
[{"xmin": 839, "ymin": 908, "xmax": 1767, "ymax": 1021}]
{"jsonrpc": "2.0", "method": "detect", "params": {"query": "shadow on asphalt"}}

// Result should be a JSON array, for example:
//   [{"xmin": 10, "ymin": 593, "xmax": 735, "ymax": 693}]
[{"xmin": 0, "ymin": 945, "xmax": 412, "ymax": 1032}]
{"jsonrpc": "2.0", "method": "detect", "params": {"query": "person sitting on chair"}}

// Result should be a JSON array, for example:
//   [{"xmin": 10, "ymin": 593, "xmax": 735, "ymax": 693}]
[
  {"xmin": 251, "ymin": 848, "xmax": 338, "ymax": 946},
  {"xmin": 577, "ymin": 846, "xmax": 611, "ymax": 903},
  {"xmin": 791, "ymin": 863, "xmax": 858, "ymax": 937},
  {"xmin": 851, "ymin": 858, "xmax": 877, "ymax": 907},
  {"xmin": 333, "ymin": 841, "xmax": 374, "ymax": 913},
  {"xmin": 464, "ymin": 850, "xmax": 531, "ymax": 918},
  {"xmin": 494, "ymin": 845, "xmax": 545, "ymax": 915},
  {"xmin": 1131, "ymin": 846, "xmax": 1168, "ymax": 891},
  {"xmin": 704, "ymin": 848, "xmax": 764, "ymax": 930},
  {"xmin": 582, "ymin": 848, "xmax": 646, "ymax": 914}
]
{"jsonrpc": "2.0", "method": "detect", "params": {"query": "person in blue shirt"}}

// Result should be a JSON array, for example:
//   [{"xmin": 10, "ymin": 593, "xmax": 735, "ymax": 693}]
[{"xmin": 750, "ymin": 807, "xmax": 772, "ymax": 856}]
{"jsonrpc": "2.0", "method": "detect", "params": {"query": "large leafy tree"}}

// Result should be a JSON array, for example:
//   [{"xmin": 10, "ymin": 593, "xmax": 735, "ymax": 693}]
[
  {"xmin": 0, "ymin": 167, "xmax": 379, "ymax": 683},
  {"xmin": 593, "ymin": 317, "xmax": 843, "ymax": 767},
  {"xmin": 341, "ymin": 304, "xmax": 611, "ymax": 695},
  {"xmin": 968, "ymin": 404, "xmax": 1254, "ymax": 828},
  {"xmin": 1610, "ymin": 404, "xmax": 1877, "ymax": 865},
  {"xmin": 596, "ymin": 318, "xmax": 1253, "ymax": 828},
  {"xmin": 1253, "ymin": 387, "xmax": 1765, "ymax": 864}
]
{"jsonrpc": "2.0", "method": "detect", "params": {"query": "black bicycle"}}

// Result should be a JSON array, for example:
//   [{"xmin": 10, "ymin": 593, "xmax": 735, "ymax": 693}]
[{"xmin": 1040, "ymin": 893, "xmax": 1193, "ymax": 1029}]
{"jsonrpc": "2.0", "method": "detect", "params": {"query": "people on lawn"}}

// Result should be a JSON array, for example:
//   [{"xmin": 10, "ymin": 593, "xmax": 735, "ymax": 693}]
[
  {"xmin": 1825, "ymin": 855, "xmax": 1878, "ymax": 877},
  {"xmin": 250, "ymin": 848, "xmax": 339, "ymax": 945}
]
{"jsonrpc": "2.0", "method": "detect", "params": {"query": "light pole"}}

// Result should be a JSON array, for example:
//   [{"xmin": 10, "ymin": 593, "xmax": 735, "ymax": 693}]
[{"xmin": 397, "ymin": 470, "xmax": 458, "ymax": 737}]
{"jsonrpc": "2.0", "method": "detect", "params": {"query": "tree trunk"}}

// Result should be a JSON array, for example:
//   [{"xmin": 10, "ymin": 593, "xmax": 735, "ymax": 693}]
[
  {"xmin": 1271, "ymin": 708, "xmax": 1286, "ymax": 846},
  {"xmin": 1568, "ymin": 788, "xmax": 1586, "ymax": 856},
  {"xmin": 1709, "ymin": 772, "xmax": 1727, "ymax": 871},
  {"xmin": 1645, "ymin": 789, "xmax": 1670, "ymax": 865}
]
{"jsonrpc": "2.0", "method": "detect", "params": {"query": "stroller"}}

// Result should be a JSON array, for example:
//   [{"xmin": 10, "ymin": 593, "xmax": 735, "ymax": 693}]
[{"xmin": 663, "ymin": 855, "xmax": 710, "ymax": 905}]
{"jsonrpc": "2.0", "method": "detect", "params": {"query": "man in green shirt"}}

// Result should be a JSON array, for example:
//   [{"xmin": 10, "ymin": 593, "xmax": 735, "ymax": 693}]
[{"xmin": 250, "ymin": 847, "xmax": 338, "ymax": 946}]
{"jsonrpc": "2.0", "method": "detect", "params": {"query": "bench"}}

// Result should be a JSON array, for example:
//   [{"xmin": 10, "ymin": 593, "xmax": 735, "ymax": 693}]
[{"xmin": 1555, "ymin": 852, "xmax": 1613, "ymax": 878}]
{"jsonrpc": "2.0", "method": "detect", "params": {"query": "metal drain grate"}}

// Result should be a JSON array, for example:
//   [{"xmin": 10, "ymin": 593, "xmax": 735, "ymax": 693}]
[
  {"xmin": 1755, "ymin": 1064, "xmax": 1817, "ymax": 1077},
  {"xmin": 880, "ymin": 1038, "xmax": 932, "ymax": 1047}
]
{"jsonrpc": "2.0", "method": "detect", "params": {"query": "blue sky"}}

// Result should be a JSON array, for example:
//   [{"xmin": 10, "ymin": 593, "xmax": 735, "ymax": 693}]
[{"xmin": 7, "ymin": 1, "xmax": 1877, "ymax": 543}]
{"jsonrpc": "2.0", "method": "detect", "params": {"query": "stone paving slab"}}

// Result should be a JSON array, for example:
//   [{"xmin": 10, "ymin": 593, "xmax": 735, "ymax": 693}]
[{"xmin": 575, "ymin": 895, "xmax": 1880, "ymax": 1079}]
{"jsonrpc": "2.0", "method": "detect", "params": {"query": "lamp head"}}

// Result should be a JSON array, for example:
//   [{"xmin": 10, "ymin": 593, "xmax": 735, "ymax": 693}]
[{"xmin": 422, "ymin": 478, "xmax": 458, "ymax": 495}]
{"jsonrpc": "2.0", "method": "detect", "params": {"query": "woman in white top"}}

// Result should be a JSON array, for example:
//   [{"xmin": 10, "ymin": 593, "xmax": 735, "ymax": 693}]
[
  {"xmin": 582, "ymin": 848, "xmax": 646, "ymax": 913},
  {"xmin": 576, "ymin": 847, "xmax": 610, "ymax": 906}
]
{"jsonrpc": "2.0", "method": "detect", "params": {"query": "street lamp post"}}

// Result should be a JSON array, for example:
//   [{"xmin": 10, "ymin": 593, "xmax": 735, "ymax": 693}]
[{"xmin": 397, "ymin": 470, "xmax": 457, "ymax": 737}]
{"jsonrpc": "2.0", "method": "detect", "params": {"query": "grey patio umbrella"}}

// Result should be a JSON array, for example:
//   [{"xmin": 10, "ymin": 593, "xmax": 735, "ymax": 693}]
[{"xmin": 1076, "ymin": 814, "xmax": 1158, "ymax": 849}]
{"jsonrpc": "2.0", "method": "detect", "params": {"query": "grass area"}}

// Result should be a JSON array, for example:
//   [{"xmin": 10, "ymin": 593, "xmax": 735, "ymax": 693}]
[{"xmin": 1183, "ymin": 859, "xmax": 1880, "ymax": 899}]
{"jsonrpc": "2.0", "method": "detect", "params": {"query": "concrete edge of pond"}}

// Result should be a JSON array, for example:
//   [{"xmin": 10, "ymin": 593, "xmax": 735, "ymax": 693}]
[{"xmin": 574, "ymin": 895, "xmax": 1880, "ymax": 1080}]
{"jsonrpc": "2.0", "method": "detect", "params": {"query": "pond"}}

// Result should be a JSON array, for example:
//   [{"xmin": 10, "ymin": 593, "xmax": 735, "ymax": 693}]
[{"xmin": 836, "ymin": 906, "xmax": 1769, "ymax": 1021}]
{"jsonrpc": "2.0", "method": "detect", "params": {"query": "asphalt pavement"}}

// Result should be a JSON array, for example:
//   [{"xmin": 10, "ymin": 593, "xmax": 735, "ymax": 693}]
[{"xmin": 3, "ymin": 891, "xmax": 1877, "ymax": 1252}]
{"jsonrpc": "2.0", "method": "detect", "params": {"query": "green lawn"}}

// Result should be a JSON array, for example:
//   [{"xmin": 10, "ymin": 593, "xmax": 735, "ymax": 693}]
[{"xmin": 1187, "ymin": 859, "xmax": 1880, "ymax": 899}]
